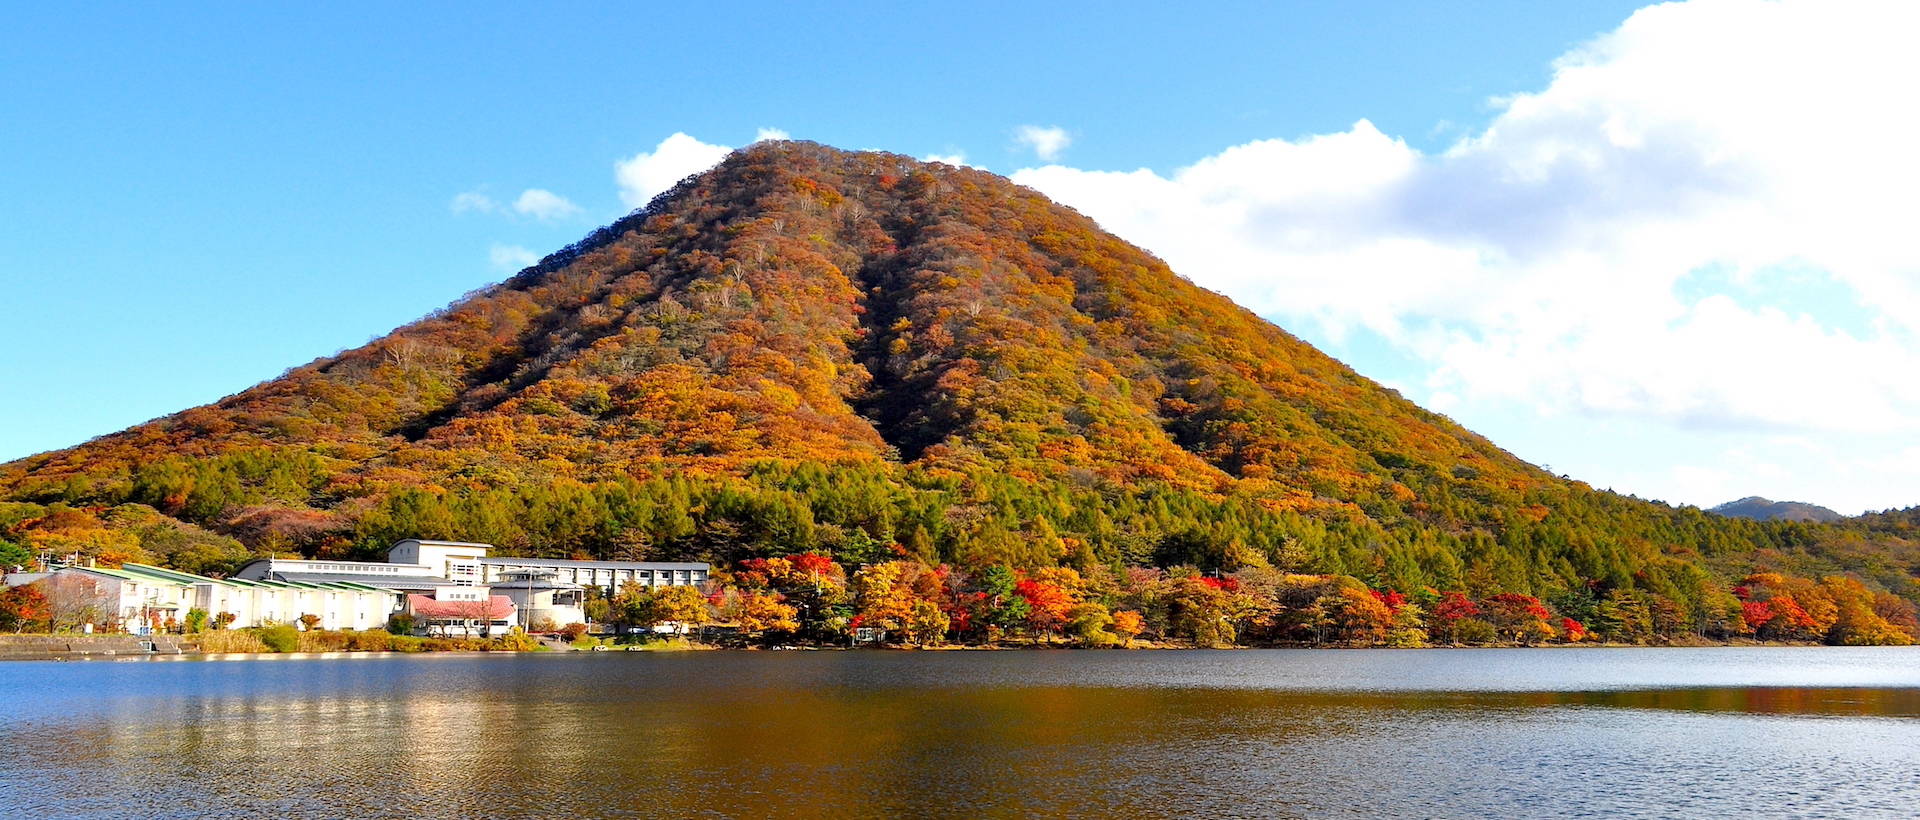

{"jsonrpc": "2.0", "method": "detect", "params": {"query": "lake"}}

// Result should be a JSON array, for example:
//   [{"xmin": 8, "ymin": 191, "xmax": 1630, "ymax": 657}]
[{"xmin": 2, "ymin": 647, "xmax": 1917, "ymax": 819}]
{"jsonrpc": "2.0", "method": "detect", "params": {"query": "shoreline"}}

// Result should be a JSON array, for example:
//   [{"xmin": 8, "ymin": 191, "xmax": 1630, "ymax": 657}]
[{"xmin": 0, "ymin": 633, "xmax": 1841, "ymax": 660}]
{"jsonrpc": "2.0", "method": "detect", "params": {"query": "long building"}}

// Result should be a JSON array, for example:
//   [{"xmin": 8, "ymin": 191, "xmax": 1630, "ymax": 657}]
[
  {"xmin": 2, "ymin": 541, "xmax": 709, "ymax": 637},
  {"xmin": 234, "ymin": 540, "xmax": 709, "ymax": 633},
  {"xmin": 5, "ymin": 563, "xmax": 402, "ymax": 635},
  {"xmin": 237, "ymin": 540, "xmax": 709, "ymax": 592}
]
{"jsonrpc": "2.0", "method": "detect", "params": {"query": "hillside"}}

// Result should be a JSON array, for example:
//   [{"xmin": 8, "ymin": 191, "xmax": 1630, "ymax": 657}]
[
  {"xmin": 4, "ymin": 142, "xmax": 1918, "ymax": 633},
  {"xmin": 1711, "ymin": 497, "xmax": 1843, "ymax": 524}
]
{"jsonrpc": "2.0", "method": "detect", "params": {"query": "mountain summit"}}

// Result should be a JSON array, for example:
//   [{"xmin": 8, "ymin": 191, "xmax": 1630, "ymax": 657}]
[
  {"xmin": 1710, "ymin": 497, "xmax": 1843, "ymax": 524},
  {"xmin": 3, "ymin": 142, "xmax": 1915, "ymax": 603}
]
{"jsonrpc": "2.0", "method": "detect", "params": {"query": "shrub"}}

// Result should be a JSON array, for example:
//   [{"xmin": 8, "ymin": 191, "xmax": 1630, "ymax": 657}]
[
  {"xmin": 1453, "ymin": 618, "xmax": 1497, "ymax": 646},
  {"xmin": 259, "ymin": 624, "xmax": 300, "ymax": 653},
  {"xmin": 296, "ymin": 630, "xmax": 350, "ymax": 652},
  {"xmin": 560, "ymin": 622, "xmax": 590, "ymax": 642},
  {"xmin": 1385, "ymin": 627, "xmax": 1428, "ymax": 648},
  {"xmin": 387, "ymin": 613, "xmax": 414, "ymax": 635},
  {"xmin": 345, "ymin": 629, "xmax": 392, "ymax": 652},
  {"xmin": 183, "ymin": 608, "xmax": 208, "ymax": 634},
  {"xmin": 491, "ymin": 629, "xmax": 541, "ymax": 652},
  {"xmin": 388, "ymin": 635, "xmax": 428, "ymax": 653},
  {"xmin": 195, "ymin": 629, "xmax": 267, "ymax": 653}
]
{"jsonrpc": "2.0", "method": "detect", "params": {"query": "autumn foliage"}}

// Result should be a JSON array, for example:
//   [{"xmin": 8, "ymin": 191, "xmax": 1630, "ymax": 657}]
[{"xmin": 0, "ymin": 142, "xmax": 1915, "ymax": 646}]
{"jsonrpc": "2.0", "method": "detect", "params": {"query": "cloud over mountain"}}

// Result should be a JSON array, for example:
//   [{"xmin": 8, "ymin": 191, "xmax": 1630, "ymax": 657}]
[{"xmin": 1015, "ymin": 0, "xmax": 1920, "ymax": 510}]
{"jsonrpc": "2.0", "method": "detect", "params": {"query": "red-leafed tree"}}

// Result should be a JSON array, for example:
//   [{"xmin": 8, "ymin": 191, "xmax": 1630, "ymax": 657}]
[{"xmin": 1429, "ymin": 591, "xmax": 1481, "ymax": 643}]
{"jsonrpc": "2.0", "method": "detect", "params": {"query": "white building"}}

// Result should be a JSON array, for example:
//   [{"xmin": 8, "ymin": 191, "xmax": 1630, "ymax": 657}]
[
  {"xmin": 405, "ymin": 586, "xmax": 515, "ymax": 638},
  {"xmin": 492, "ymin": 567, "xmax": 586, "ymax": 632},
  {"xmin": 230, "ymin": 540, "xmax": 709, "ymax": 634},
  {"xmin": 389, "ymin": 539, "xmax": 710, "ymax": 589},
  {"xmin": 7, "ymin": 563, "xmax": 402, "ymax": 634}
]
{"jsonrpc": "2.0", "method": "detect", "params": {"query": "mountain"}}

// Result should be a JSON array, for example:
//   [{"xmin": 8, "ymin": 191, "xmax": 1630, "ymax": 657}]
[
  {"xmin": 3, "ymin": 141, "xmax": 1917, "ymax": 614},
  {"xmin": 1711, "ymin": 497, "xmax": 1843, "ymax": 524}
]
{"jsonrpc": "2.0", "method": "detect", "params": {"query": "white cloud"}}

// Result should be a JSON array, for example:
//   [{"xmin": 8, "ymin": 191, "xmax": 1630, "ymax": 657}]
[
  {"xmin": 1014, "ymin": 0, "xmax": 1920, "ymax": 511},
  {"xmin": 511, "ymin": 188, "xmax": 582, "ymax": 220},
  {"xmin": 922, "ymin": 153, "xmax": 969, "ymax": 167},
  {"xmin": 1015, "ymin": 125, "xmax": 1072, "ymax": 161},
  {"xmin": 488, "ymin": 243, "xmax": 539, "ymax": 271},
  {"xmin": 450, "ymin": 191, "xmax": 497, "ymax": 214},
  {"xmin": 755, "ymin": 128, "xmax": 790, "ymax": 143},
  {"xmin": 615, "ymin": 133, "xmax": 734, "ymax": 209}
]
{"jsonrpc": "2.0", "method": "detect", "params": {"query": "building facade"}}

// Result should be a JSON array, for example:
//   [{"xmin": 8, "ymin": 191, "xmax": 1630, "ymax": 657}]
[{"xmin": 6, "ymin": 564, "xmax": 402, "ymax": 634}]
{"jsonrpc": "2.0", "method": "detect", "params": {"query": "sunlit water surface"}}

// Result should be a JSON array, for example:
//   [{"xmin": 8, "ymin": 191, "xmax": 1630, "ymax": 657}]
[{"xmin": 2, "ymin": 647, "xmax": 1918, "ymax": 819}]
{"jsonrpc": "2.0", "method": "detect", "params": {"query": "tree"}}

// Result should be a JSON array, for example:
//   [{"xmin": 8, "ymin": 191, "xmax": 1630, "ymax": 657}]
[
  {"xmin": 1326, "ymin": 586, "xmax": 1392, "ymax": 646},
  {"xmin": 1111, "ymin": 610, "xmax": 1145, "ymax": 647},
  {"xmin": 1483, "ymin": 593, "xmax": 1553, "ymax": 645},
  {"xmin": 0, "ymin": 585, "xmax": 49, "ymax": 633},
  {"xmin": 1015, "ymin": 577, "xmax": 1076, "ymax": 642},
  {"xmin": 1824, "ymin": 577, "xmax": 1913, "ymax": 646},
  {"xmin": 41, "ymin": 573, "xmax": 108, "ymax": 633},
  {"xmin": 1429, "ymin": 591, "xmax": 1480, "ymax": 644},
  {"xmin": 297, "ymin": 613, "xmax": 322, "ymax": 632},
  {"xmin": 1596, "ymin": 588, "xmax": 1653, "ymax": 644},
  {"xmin": 906, "ymin": 598, "xmax": 949, "ymax": 646},
  {"xmin": 728, "ymin": 590, "xmax": 799, "ymax": 634},
  {"xmin": 1064, "ymin": 602, "xmax": 1117, "ymax": 647},
  {"xmin": 1167, "ymin": 576, "xmax": 1252, "ymax": 647},
  {"xmin": 849, "ymin": 561, "xmax": 919, "ymax": 634},
  {"xmin": 183, "ymin": 607, "xmax": 209, "ymax": 633},
  {"xmin": 0, "ymin": 540, "xmax": 33, "ymax": 571},
  {"xmin": 624, "ymin": 585, "xmax": 712, "ymax": 635}
]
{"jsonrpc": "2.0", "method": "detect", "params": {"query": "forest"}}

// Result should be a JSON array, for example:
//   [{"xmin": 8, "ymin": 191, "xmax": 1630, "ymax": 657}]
[{"xmin": 3, "ymin": 141, "xmax": 1916, "ymax": 646}]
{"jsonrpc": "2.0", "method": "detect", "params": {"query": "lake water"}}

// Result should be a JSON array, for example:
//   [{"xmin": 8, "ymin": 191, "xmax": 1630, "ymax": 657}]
[{"xmin": 2, "ymin": 647, "xmax": 1918, "ymax": 819}]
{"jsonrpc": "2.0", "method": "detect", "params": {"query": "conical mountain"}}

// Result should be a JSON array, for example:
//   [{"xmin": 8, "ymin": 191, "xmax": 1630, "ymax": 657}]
[{"xmin": 4, "ymin": 143, "xmax": 1914, "ymax": 600}]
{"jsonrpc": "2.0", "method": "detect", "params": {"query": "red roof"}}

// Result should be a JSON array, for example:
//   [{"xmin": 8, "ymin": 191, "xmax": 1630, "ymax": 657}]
[{"xmin": 408, "ymin": 593, "xmax": 514, "ymax": 619}]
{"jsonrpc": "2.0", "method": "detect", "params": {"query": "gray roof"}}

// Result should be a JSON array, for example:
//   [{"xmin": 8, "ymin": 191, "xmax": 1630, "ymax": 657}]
[
  {"xmin": 478, "ymin": 557, "xmax": 708, "ymax": 571},
  {"xmin": 392, "ymin": 539, "xmax": 495, "ymax": 548},
  {"xmin": 265, "ymin": 571, "xmax": 445, "ymax": 591}
]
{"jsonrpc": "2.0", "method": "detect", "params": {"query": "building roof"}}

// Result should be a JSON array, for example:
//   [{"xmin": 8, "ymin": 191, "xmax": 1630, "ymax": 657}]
[
  {"xmin": 492, "ymin": 570, "xmax": 586, "ymax": 592},
  {"xmin": 267, "ymin": 571, "xmax": 443, "ymax": 591},
  {"xmin": 478, "ymin": 557, "xmax": 709, "ymax": 571},
  {"xmin": 407, "ymin": 593, "xmax": 514, "ymax": 619}
]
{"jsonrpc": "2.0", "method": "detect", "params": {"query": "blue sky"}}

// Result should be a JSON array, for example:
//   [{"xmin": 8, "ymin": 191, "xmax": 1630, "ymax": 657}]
[{"xmin": 9, "ymin": 1, "xmax": 1918, "ymax": 514}]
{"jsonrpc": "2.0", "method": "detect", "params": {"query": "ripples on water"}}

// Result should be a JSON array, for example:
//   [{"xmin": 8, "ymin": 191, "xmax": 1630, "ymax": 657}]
[{"xmin": 1, "ymin": 647, "xmax": 1917, "ymax": 819}]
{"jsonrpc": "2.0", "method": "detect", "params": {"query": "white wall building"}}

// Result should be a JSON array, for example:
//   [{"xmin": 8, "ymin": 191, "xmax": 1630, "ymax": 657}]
[{"xmin": 7, "ymin": 564, "xmax": 402, "ymax": 634}]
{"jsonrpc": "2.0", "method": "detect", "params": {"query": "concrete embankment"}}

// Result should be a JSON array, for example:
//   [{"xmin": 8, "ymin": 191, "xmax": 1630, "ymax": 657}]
[{"xmin": 0, "ymin": 635, "xmax": 186, "ymax": 660}]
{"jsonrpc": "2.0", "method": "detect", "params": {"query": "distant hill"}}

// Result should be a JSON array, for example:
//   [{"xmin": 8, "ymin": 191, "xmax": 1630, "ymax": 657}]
[
  {"xmin": 2, "ymin": 141, "xmax": 1916, "ymax": 611},
  {"xmin": 1710, "ymin": 497, "xmax": 1843, "ymax": 523}
]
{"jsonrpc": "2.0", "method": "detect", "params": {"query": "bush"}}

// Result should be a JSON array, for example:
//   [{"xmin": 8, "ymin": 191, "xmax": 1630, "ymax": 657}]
[
  {"xmin": 387, "ymin": 613, "xmax": 414, "ymax": 635},
  {"xmin": 1453, "ymin": 618, "xmax": 1498, "ymax": 646},
  {"xmin": 194, "ymin": 629, "xmax": 267, "ymax": 653},
  {"xmin": 491, "ymin": 629, "xmax": 541, "ymax": 652},
  {"xmin": 1385, "ymin": 627, "xmax": 1428, "ymax": 648},
  {"xmin": 560, "ymin": 622, "xmax": 590, "ymax": 642},
  {"xmin": 297, "ymin": 630, "xmax": 350, "ymax": 652},
  {"xmin": 259, "ymin": 624, "xmax": 300, "ymax": 653},
  {"xmin": 388, "ymin": 635, "xmax": 428, "ymax": 652},
  {"xmin": 345, "ymin": 629, "xmax": 392, "ymax": 652},
  {"xmin": 183, "ymin": 608, "xmax": 208, "ymax": 634}
]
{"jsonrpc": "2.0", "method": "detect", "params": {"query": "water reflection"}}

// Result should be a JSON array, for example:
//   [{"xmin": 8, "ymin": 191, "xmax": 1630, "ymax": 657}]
[{"xmin": 2, "ymin": 649, "xmax": 1918, "ymax": 819}]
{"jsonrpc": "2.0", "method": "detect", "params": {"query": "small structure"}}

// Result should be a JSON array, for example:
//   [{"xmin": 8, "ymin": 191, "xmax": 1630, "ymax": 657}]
[
  {"xmin": 405, "ymin": 589, "xmax": 515, "ymax": 638},
  {"xmin": 492, "ymin": 567, "xmax": 586, "ymax": 632}
]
